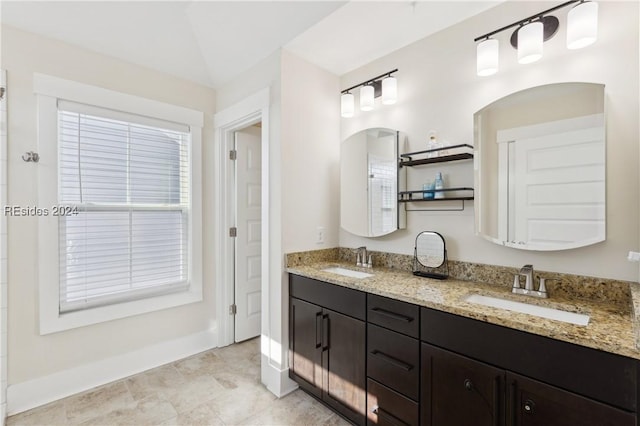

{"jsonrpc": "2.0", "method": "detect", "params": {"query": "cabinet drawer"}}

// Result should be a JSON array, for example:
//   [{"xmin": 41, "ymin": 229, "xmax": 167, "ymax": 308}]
[
  {"xmin": 367, "ymin": 293, "xmax": 419, "ymax": 337},
  {"xmin": 367, "ymin": 378, "xmax": 419, "ymax": 426},
  {"xmin": 290, "ymin": 274, "xmax": 366, "ymax": 320},
  {"xmin": 367, "ymin": 324, "xmax": 419, "ymax": 400}
]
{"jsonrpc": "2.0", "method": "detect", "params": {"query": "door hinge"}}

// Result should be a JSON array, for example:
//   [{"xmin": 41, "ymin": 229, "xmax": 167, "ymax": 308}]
[
  {"xmin": 229, "ymin": 227, "xmax": 237, "ymax": 237},
  {"xmin": 229, "ymin": 304, "xmax": 237, "ymax": 315},
  {"xmin": 229, "ymin": 149, "xmax": 237, "ymax": 160}
]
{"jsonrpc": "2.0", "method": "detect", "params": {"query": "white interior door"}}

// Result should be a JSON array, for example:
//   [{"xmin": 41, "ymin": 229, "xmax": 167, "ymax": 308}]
[
  {"xmin": 234, "ymin": 126, "xmax": 262, "ymax": 342},
  {"xmin": 512, "ymin": 126, "xmax": 605, "ymax": 248}
]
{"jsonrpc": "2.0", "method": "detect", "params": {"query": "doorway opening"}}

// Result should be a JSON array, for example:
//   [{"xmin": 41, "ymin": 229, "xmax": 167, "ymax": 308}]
[{"xmin": 232, "ymin": 125, "xmax": 262, "ymax": 342}]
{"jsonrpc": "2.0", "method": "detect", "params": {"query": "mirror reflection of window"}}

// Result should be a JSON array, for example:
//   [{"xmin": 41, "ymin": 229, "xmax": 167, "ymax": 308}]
[
  {"xmin": 368, "ymin": 155, "xmax": 396, "ymax": 236},
  {"xmin": 340, "ymin": 127, "xmax": 405, "ymax": 237}
]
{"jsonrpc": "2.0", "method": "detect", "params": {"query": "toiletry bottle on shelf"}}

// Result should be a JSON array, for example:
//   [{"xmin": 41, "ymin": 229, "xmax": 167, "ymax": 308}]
[
  {"xmin": 423, "ymin": 181, "xmax": 435, "ymax": 200},
  {"xmin": 426, "ymin": 131, "xmax": 438, "ymax": 158},
  {"xmin": 434, "ymin": 172, "xmax": 445, "ymax": 199}
]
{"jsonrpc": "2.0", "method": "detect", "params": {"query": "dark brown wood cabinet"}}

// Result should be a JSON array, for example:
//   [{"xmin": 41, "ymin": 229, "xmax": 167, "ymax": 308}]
[
  {"xmin": 323, "ymin": 308, "xmax": 366, "ymax": 423},
  {"xmin": 507, "ymin": 372, "xmax": 635, "ymax": 426},
  {"xmin": 421, "ymin": 343, "xmax": 504, "ymax": 426},
  {"xmin": 289, "ymin": 275, "xmax": 366, "ymax": 425},
  {"xmin": 289, "ymin": 297, "xmax": 323, "ymax": 398},
  {"xmin": 288, "ymin": 274, "xmax": 639, "ymax": 426},
  {"xmin": 366, "ymin": 295, "xmax": 421, "ymax": 426}
]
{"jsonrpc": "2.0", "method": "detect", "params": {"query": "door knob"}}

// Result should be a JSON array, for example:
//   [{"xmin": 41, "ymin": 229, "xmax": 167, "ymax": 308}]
[
  {"xmin": 464, "ymin": 379, "xmax": 474, "ymax": 391},
  {"xmin": 524, "ymin": 399, "xmax": 535, "ymax": 414}
]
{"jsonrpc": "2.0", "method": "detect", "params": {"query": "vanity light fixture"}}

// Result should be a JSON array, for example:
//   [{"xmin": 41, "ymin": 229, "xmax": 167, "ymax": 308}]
[
  {"xmin": 476, "ymin": 38, "xmax": 499, "ymax": 76},
  {"xmin": 340, "ymin": 69, "xmax": 398, "ymax": 116},
  {"xmin": 517, "ymin": 20, "xmax": 544, "ymax": 64},
  {"xmin": 341, "ymin": 92, "xmax": 355, "ymax": 118},
  {"xmin": 474, "ymin": 0, "xmax": 598, "ymax": 76},
  {"xmin": 381, "ymin": 76, "xmax": 397, "ymax": 105},
  {"xmin": 360, "ymin": 85, "xmax": 375, "ymax": 111},
  {"xmin": 567, "ymin": 1, "xmax": 598, "ymax": 49}
]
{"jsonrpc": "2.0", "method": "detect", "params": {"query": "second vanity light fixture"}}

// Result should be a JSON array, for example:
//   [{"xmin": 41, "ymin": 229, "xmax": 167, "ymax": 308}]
[
  {"xmin": 475, "ymin": 0, "xmax": 598, "ymax": 76},
  {"xmin": 341, "ymin": 69, "xmax": 398, "ymax": 118}
]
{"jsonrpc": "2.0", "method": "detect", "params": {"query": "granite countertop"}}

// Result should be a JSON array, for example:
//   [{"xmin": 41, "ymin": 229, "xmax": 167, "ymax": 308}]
[{"xmin": 287, "ymin": 261, "xmax": 640, "ymax": 360}]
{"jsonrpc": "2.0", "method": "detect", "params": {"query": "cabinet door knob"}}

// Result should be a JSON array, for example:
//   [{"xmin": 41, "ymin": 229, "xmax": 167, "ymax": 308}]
[
  {"xmin": 524, "ymin": 399, "xmax": 535, "ymax": 414},
  {"xmin": 464, "ymin": 379, "xmax": 474, "ymax": 391}
]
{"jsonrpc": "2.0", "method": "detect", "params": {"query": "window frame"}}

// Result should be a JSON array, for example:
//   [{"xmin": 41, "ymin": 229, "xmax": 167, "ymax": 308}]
[{"xmin": 35, "ymin": 74, "xmax": 203, "ymax": 335}]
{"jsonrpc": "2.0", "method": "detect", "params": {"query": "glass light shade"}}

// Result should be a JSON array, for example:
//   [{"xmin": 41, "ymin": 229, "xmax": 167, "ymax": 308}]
[
  {"xmin": 518, "ymin": 21, "xmax": 543, "ymax": 64},
  {"xmin": 381, "ymin": 76, "xmax": 397, "ymax": 105},
  {"xmin": 341, "ymin": 93, "xmax": 354, "ymax": 118},
  {"xmin": 567, "ymin": 1, "xmax": 598, "ymax": 49},
  {"xmin": 476, "ymin": 38, "xmax": 499, "ymax": 76},
  {"xmin": 360, "ymin": 85, "xmax": 375, "ymax": 111}
]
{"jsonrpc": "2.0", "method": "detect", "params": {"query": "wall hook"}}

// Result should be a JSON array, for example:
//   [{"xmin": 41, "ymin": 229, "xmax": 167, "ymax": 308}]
[{"xmin": 22, "ymin": 151, "xmax": 40, "ymax": 163}]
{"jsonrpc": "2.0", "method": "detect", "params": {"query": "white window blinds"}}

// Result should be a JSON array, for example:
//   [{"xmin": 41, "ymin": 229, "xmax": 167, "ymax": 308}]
[{"xmin": 57, "ymin": 100, "xmax": 191, "ymax": 313}]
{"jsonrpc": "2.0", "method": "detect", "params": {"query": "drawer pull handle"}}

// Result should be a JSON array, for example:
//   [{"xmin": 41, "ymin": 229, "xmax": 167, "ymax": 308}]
[
  {"xmin": 322, "ymin": 314, "xmax": 330, "ymax": 352},
  {"xmin": 371, "ymin": 307, "xmax": 413, "ymax": 323},
  {"xmin": 372, "ymin": 406, "xmax": 410, "ymax": 426},
  {"xmin": 370, "ymin": 349, "xmax": 413, "ymax": 371},
  {"xmin": 464, "ymin": 379, "xmax": 474, "ymax": 391},
  {"xmin": 315, "ymin": 311, "xmax": 322, "ymax": 349}
]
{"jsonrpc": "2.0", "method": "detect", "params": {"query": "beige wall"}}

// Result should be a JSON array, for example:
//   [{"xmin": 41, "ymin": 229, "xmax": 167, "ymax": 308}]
[
  {"xmin": 1, "ymin": 25, "xmax": 217, "ymax": 385},
  {"xmin": 215, "ymin": 49, "xmax": 339, "ymax": 393},
  {"xmin": 280, "ymin": 48, "xmax": 340, "ymax": 370},
  {"xmin": 339, "ymin": 1, "xmax": 640, "ymax": 281}
]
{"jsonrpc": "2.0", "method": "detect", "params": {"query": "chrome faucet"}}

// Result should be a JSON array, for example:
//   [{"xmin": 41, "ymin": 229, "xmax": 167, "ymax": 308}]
[
  {"xmin": 520, "ymin": 264, "xmax": 534, "ymax": 290},
  {"xmin": 356, "ymin": 246, "xmax": 367, "ymax": 267},
  {"xmin": 512, "ymin": 264, "xmax": 549, "ymax": 298}
]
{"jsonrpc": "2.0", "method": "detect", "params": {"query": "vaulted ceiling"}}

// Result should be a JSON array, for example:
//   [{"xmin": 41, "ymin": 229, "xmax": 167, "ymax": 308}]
[{"xmin": 1, "ymin": 1, "xmax": 501, "ymax": 88}]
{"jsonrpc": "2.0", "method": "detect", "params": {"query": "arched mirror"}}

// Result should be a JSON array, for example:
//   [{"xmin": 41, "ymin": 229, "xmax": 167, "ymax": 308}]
[
  {"xmin": 474, "ymin": 83, "xmax": 605, "ymax": 251},
  {"xmin": 413, "ymin": 231, "xmax": 448, "ymax": 279},
  {"xmin": 340, "ymin": 128, "xmax": 406, "ymax": 237}
]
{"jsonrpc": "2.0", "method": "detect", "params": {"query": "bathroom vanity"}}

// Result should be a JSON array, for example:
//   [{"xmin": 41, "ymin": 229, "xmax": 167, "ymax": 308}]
[{"xmin": 287, "ymin": 262, "xmax": 639, "ymax": 426}]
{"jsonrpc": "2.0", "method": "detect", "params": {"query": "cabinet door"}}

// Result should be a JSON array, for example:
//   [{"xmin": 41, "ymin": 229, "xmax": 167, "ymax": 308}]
[
  {"xmin": 289, "ymin": 297, "xmax": 323, "ymax": 398},
  {"xmin": 323, "ymin": 308, "xmax": 366, "ymax": 425},
  {"xmin": 421, "ymin": 343, "xmax": 505, "ymax": 426},
  {"xmin": 507, "ymin": 372, "xmax": 635, "ymax": 426}
]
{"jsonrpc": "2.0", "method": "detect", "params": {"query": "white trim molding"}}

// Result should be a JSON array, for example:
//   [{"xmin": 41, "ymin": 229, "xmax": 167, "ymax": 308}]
[
  {"xmin": 213, "ymin": 88, "xmax": 296, "ymax": 396},
  {"xmin": 33, "ymin": 73, "xmax": 203, "ymax": 128},
  {"xmin": 34, "ymin": 75, "xmax": 204, "ymax": 334},
  {"xmin": 213, "ymin": 88, "xmax": 269, "ymax": 349},
  {"xmin": 7, "ymin": 329, "xmax": 217, "ymax": 415}
]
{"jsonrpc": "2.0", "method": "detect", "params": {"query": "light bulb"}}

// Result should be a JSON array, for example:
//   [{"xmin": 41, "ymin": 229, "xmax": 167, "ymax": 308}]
[
  {"xmin": 381, "ymin": 76, "xmax": 397, "ymax": 105},
  {"xmin": 477, "ymin": 38, "xmax": 499, "ymax": 76},
  {"xmin": 567, "ymin": 1, "xmax": 598, "ymax": 49},
  {"xmin": 360, "ymin": 85, "xmax": 374, "ymax": 111},
  {"xmin": 518, "ymin": 21, "xmax": 543, "ymax": 64},
  {"xmin": 341, "ymin": 93, "xmax": 354, "ymax": 118}
]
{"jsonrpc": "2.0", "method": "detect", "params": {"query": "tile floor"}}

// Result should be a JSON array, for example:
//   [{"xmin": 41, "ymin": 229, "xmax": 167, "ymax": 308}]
[{"xmin": 7, "ymin": 338, "xmax": 350, "ymax": 426}]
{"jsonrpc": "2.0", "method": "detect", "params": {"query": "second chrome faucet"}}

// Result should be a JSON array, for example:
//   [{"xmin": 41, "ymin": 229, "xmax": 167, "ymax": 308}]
[
  {"xmin": 512, "ymin": 264, "xmax": 550, "ymax": 298},
  {"xmin": 356, "ymin": 246, "xmax": 372, "ymax": 268}
]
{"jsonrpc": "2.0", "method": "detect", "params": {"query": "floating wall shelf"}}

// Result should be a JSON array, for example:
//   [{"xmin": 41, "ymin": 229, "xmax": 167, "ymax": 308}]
[{"xmin": 398, "ymin": 144, "xmax": 474, "ymax": 212}]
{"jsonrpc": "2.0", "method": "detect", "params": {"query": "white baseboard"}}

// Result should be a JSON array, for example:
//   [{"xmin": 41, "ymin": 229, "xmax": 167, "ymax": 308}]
[
  {"xmin": 261, "ymin": 354, "xmax": 298, "ymax": 398},
  {"xmin": 7, "ymin": 329, "xmax": 217, "ymax": 415}
]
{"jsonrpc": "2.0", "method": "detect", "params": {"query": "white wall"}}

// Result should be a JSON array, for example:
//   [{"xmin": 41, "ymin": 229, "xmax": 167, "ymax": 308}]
[
  {"xmin": 280, "ymin": 49, "xmax": 340, "ymax": 371},
  {"xmin": 0, "ymin": 69, "xmax": 8, "ymax": 425},
  {"xmin": 340, "ymin": 1, "xmax": 639, "ymax": 282},
  {"xmin": 281, "ymin": 50, "xmax": 341, "ymax": 252},
  {"xmin": 215, "ymin": 49, "xmax": 339, "ymax": 394},
  {"xmin": 1, "ymin": 25, "xmax": 217, "ymax": 406}
]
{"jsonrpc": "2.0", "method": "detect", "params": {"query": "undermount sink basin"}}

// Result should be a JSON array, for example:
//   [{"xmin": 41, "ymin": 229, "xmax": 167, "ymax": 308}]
[
  {"xmin": 465, "ymin": 294, "xmax": 590, "ymax": 326},
  {"xmin": 322, "ymin": 267, "xmax": 373, "ymax": 279}
]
